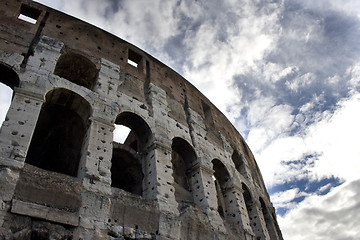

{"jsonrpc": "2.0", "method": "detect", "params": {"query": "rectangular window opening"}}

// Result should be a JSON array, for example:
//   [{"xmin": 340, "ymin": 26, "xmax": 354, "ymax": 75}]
[
  {"xmin": 17, "ymin": 4, "xmax": 41, "ymax": 24},
  {"xmin": 201, "ymin": 100, "xmax": 214, "ymax": 126},
  {"xmin": 127, "ymin": 49, "xmax": 142, "ymax": 68}
]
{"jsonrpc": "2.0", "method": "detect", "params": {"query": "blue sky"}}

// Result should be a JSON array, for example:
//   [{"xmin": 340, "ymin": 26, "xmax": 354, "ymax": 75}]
[{"xmin": 1, "ymin": 0, "xmax": 359, "ymax": 239}]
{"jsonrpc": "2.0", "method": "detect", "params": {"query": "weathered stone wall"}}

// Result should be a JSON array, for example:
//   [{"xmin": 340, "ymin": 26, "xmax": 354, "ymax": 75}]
[{"xmin": 0, "ymin": 0, "xmax": 283, "ymax": 239}]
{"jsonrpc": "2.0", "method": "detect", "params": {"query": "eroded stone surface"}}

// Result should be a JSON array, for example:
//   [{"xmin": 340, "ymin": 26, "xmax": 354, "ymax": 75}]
[{"xmin": 0, "ymin": 1, "xmax": 283, "ymax": 239}]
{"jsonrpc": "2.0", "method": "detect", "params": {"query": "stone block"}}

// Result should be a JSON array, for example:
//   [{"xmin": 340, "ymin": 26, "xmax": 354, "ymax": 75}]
[{"xmin": 11, "ymin": 200, "xmax": 79, "ymax": 226}]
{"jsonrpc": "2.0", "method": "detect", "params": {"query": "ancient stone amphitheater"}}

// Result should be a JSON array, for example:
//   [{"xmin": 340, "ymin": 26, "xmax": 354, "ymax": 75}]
[{"xmin": 0, "ymin": 1, "xmax": 283, "ymax": 239}]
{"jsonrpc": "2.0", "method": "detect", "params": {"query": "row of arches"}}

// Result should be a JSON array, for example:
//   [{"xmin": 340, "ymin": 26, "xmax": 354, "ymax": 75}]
[
  {"xmin": 54, "ymin": 52, "xmax": 98, "ymax": 90},
  {"xmin": 1, "ymin": 55, "xmax": 253, "ymax": 197},
  {"xmin": 0, "ymin": 62, "xmax": 277, "ymax": 239}
]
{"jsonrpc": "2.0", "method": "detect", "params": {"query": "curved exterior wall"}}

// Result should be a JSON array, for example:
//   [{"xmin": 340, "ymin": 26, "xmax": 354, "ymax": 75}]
[{"xmin": 0, "ymin": 1, "xmax": 283, "ymax": 239}]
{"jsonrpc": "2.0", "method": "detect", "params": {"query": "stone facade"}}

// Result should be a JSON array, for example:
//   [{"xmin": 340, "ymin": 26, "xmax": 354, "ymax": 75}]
[{"xmin": 0, "ymin": 1, "xmax": 283, "ymax": 239}]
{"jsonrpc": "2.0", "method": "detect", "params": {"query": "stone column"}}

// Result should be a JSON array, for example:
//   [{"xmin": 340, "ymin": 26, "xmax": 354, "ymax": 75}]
[
  {"xmin": 188, "ymin": 161, "xmax": 226, "ymax": 232},
  {"xmin": 26, "ymin": 36, "xmax": 64, "ymax": 76},
  {"xmin": 145, "ymin": 83, "xmax": 177, "ymax": 208},
  {"xmin": 188, "ymin": 162, "xmax": 215, "ymax": 210},
  {"xmin": 223, "ymin": 184, "xmax": 255, "ymax": 238},
  {"xmin": 264, "ymin": 212, "xmax": 281, "ymax": 240},
  {"xmin": 79, "ymin": 117, "xmax": 113, "ymax": 194},
  {"xmin": 237, "ymin": 186, "xmax": 257, "ymax": 240},
  {"xmin": 246, "ymin": 200, "xmax": 269, "ymax": 240},
  {"xmin": 254, "ymin": 200, "xmax": 271, "ymax": 240},
  {"xmin": 146, "ymin": 82, "xmax": 182, "ymax": 238},
  {"xmin": 0, "ymin": 88, "xmax": 43, "ymax": 227},
  {"xmin": 96, "ymin": 58, "xmax": 120, "ymax": 99},
  {"xmin": 76, "ymin": 117, "xmax": 113, "ymax": 239},
  {"xmin": 146, "ymin": 139, "xmax": 178, "ymax": 209},
  {"xmin": 146, "ymin": 139, "xmax": 181, "ymax": 240}
]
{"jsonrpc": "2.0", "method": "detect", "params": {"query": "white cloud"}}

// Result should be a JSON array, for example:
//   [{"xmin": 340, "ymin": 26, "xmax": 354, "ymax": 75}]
[
  {"xmin": 246, "ymin": 99, "xmax": 295, "ymax": 154},
  {"xmin": 263, "ymin": 63, "xmax": 297, "ymax": 83},
  {"xmin": 180, "ymin": 0, "xmax": 282, "ymax": 119},
  {"xmin": 286, "ymin": 72, "xmax": 316, "ymax": 92},
  {"xmin": 279, "ymin": 179, "xmax": 360, "ymax": 240},
  {"xmin": 110, "ymin": 0, "xmax": 179, "ymax": 46},
  {"xmin": 317, "ymin": 183, "xmax": 332, "ymax": 193},
  {"xmin": 347, "ymin": 63, "xmax": 360, "ymax": 90},
  {"xmin": 306, "ymin": 92, "xmax": 360, "ymax": 181},
  {"xmin": 252, "ymin": 90, "xmax": 360, "ymax": 188},
  {"xmin": 298, "ymin": 0, "xmax": 360, "ymax": 19},
  {"xmin": 271, "ymin": 188, "xmax": 308, "ymax": 210}
]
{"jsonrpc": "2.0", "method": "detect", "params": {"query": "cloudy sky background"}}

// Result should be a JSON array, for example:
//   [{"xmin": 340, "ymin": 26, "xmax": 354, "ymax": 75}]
[{"xmin": 1, "ymin": 0, "xmax": 359, "ymax": 239}]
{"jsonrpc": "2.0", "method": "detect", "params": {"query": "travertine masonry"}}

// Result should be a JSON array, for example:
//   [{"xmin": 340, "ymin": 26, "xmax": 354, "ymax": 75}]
[{"xmin": 0, "ymin": 0, "xmax": 283, "ymax": 239}]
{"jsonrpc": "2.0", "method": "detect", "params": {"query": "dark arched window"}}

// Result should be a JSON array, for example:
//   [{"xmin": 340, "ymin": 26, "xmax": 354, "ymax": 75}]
[
  {"xmin": 260, "ymin": 197, "xmax": 278, "ymax": 239},
  {"xmin": 111, "ymin": 112, "xmax": 152, "ymax": 196},
  {"xmin": 242, "ymin": 183, "xmax": 262, "ymax": 238},
  {"xmin": 171, "ymin": 137, "xmax": 197, "ymax": 203},
  {"xmin": 26, "ymin": 89, "xmax": 92, "ymax": 177},
  {"xmin": 212, "ymin": 159, "xmax": 232, "ymax": 218},
  {"xmin": 0, "ymin": 64, "xmax": 20, "ymax": 89},
  {"xmin": 54, "ymin": 52, "xmax": 98, "ymax": 90},
  {"xmin": 232, "ymin": 150, "xmax": 247, "ymax": 176}
]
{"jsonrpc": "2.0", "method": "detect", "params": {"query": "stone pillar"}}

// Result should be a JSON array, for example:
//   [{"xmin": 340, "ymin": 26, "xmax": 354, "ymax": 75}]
[
  {"xmin": 237, "ymin": 187, "xmax": 257, "ymax": 240},
  {"xmin": 0, "ymin": 89, "xmax": 43, "ymax": 161},
  {"xmin": 146, "ymin": 83, "xmax": 178, "ymax": 208},
  {"xmin": 96, "ymin": 58, "xmax": 120, "ymax": 99},
  {"xmin": 188, "ymin": 162, "xmax": 215, "ymax": 210},
  {"xmin": 188, "ymin": 161, "xmax": 226, "ymax": 232},
  {"xmin": 146, "ymin": 82, "xmax": 181, "ymax": 238},
  {"xmin": 147, "ymin": 139, "xmax": 181, "ymax": 240},
  {"xmin": 215, "ymin": 180, "xmax": 226, "ymax": 217},
  {"xmin": 223, "ymin": 184, "xmax": 254, "ymax": 238},
  {"xmin": 77, "ymin": 117, "xmax": 113, "ymax": 239},
  {"xmin": 79, "ymin": 117, "xmax": 113, "ymax": 194},
  {"xmin": 255, "ymin": 200, "xmax": 272, "ymax": 240},
  {"xmin": 26, "ymin": 36, "xmax": 64, "ymax": 75},
  {"xmin": 248, "ymin": 201, "xmax": 269, "ymax": 240},
  {"xmin": 146, "ymin": 140, "xmax": 178, "ymax": 210},
  {"xmin": 264, "ymin": 213, "xmax": 281, "ymax": 240},
  {"xmin": 0, "ymin": 88, "xmax": 43, "ymax": 227}
]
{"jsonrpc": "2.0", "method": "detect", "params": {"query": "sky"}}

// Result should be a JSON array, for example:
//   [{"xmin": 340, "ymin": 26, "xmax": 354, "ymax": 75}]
[{"xmin": 1, "ymin": 0, "xmax": 359, "ymax": 239}]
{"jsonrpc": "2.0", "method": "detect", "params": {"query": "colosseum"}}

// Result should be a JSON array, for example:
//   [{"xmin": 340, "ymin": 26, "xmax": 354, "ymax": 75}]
[{"xmin": 0, "ymin": 1, "xmax": 283, "ymax": 239}]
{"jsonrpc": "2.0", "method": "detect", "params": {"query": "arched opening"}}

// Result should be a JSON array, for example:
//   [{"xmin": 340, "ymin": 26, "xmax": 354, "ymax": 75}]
[
  {"xmin": 260, "ymin": 197, "xmax": 278, "ymax": 239},
  {"xmin": 212, "ymin": 159, "xmax": 231, "ymax": 218},
  {"xmin": 0, "ymin": 64, "xmax": 20, "ymax": 126},
  {"xmin": 111, "ymin": 144, "xmax": 143, "ymax": 195},
  {"xmin": 242, "ymin": 183, "xmax": 260, "ymax": 237},
  {"xmin": 232, "ymin": 150, "xmax": 247, "ymax": 177},
  {"xmin": 111, "ymin": 112, "xmax": 152, "ymax": 196},
  {"xmin": 54, "ymin": 52, "xmax": 98, "ymax": 91},
  {"xmin": 26, "ymin": 89, "xmax": 92, "ymax": 177},
  {"xmin": 171, "ymin": 137, "xmax": 197, "ymax": 203}
]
